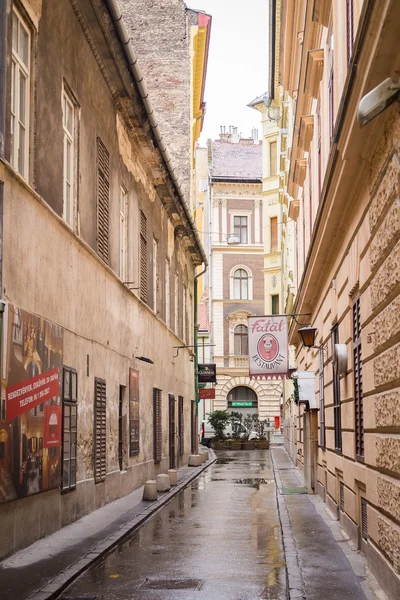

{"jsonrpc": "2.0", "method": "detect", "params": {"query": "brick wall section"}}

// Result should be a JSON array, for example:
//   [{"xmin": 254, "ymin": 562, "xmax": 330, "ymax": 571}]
[
  {"xmin": 223, "ymin": 254, "xmax": 264, "ymax": 299},
  {"xmin": 119, "ymin": 0, "xmax": 191, "ymax": 203}
]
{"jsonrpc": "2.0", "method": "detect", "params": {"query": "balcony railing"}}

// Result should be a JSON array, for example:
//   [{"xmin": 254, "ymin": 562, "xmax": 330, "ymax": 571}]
[{"xmin": 214, "ymin": 356, "xmax": 249, "ymax": 368}]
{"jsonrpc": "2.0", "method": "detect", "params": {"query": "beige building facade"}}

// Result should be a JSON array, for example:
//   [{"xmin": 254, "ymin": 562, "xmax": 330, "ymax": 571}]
[
  {"xmin": 280, "ymin": 0, "xmax": 400, "ymax": 597},
  {"xmin": 0, "ymin": 0, "xmax": 207, "ymax": 558}
]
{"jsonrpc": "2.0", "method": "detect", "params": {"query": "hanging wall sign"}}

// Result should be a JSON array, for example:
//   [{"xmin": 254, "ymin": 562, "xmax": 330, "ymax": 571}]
[
  {"xmin": 198, "ymin": 364, "xmax": 217, "ymax": 383},
  {"xmin": 248, "ymin": 315, "xmax": 288, "ymax": 379}
]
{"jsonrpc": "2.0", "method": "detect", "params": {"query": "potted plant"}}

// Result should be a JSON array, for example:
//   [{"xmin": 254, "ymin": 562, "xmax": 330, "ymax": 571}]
[
  {"xmin": 242, "ymin": 414, "xmax": 256, "ymax": 450},
  {"xmin": 254, "ymin": 415, "xmax": 269, "ymax": 449},
  {"xmin": 208, "ymin": 410, "xmax": 230, "ymax": 449},
  {"xmin": 228, "ymin": 411, "xmax": 243, "ymax": 449}
]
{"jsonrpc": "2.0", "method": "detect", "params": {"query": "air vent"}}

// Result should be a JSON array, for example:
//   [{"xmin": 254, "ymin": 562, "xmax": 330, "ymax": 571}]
[{"xmin": 361, "ymin": 498, "xmax": 368, "ymax": 540}]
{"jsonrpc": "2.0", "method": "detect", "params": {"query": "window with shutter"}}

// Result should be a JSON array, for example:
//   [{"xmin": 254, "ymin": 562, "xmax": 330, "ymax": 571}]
[
  {"xmin": 178, "ymin": 396, "xmax": 184, "ymax": 456},
  {"xmin": 94, "ymin": 378, "xmax": 106, "ymax": 483},
  {"xmin": 62, "ymin": 367, "xmax": 77, "ymax": 491},
  {"xmin": 332, "ymin": 324, "xmax": 342, "ymax": 453},
  {"xmin": 140, "ymin": 211, "xmax": 148, "ymax": 303},
  {"xmin": 153, "ymin": 388, "xmax": 162, "ymax": 463},
  {"xmin": 96, "ymin": 138, "xmax": 110, "ymax": 263},
  {"xmin": 353, "ymin": 297, "xmax": 364, "ymax": 460}
]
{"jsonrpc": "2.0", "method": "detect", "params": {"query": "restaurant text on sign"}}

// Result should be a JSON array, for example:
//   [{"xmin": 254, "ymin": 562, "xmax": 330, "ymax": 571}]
[{"xmin": 248, "ymin": 316, "xmax": 289, "ymax": 379}]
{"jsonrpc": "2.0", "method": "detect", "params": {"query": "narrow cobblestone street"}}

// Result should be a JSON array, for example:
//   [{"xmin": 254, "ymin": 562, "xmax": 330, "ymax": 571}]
[{"xmin": 54, "ymin": 450, "xmax": 382, "ymax": 600}]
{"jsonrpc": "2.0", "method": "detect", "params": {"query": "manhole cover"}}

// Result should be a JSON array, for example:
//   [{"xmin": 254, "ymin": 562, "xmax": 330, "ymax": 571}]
[
  {"xmin": 280, "ymin": 486, "xmax": 308, "ymax": 495},
  {"xmin": 141, "ymin": 578, "xmax": 204, "ymax": 590}
]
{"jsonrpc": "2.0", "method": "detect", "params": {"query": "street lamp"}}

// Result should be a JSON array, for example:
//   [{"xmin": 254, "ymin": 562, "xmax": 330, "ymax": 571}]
[{"xmin": 298, "ymin": 326, "xmax": 317, "ymax": 348}]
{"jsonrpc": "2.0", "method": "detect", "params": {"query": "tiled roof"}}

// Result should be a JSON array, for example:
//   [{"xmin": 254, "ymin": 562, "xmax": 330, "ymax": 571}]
[
  {"xmin": 197, "ymin": 302, "xmax": 209, "ymax": 331},
  {"xmin": 211, "ymin": 140, "xmax": 262, "ymax": 180}
]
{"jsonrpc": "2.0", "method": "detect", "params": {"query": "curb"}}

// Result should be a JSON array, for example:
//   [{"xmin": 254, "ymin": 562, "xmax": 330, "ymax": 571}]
[{"xmin": 28, "ymin": 451, "xmax": 217, "ymax": 600}]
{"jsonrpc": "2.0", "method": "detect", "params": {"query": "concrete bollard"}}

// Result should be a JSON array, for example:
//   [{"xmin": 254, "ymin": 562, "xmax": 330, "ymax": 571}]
[
  {"xmin": 200, "ymin": 451, "xmax": 208, "ymax": 463},
  {"xmin": 143, "ymin": 480, "xmax": 157, "ymax": 501},
  {"xmin": 156, "ymin": 473, "xmax": 171, "ymax": 492},
  {"xmin": 188, "ymin": 454, "xmax": 202, "ymax": 467},
  {"xmin": 168, "ymin": 469, "xmax": 178, "ymax": 486}
]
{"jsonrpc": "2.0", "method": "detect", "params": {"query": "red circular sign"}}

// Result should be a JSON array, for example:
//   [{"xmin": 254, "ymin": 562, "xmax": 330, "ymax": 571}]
[{"xmin": 257, "ymin": 334, "xmax": 279, "ymax": 362}]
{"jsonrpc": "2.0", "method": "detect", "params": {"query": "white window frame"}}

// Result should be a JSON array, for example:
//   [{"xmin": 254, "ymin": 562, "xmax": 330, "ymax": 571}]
[
  {"xmin": 119, "ymin": 186, "xmax": 128, "ymax": 281},
  {"xmin": 174, "ymin": 273, "xmax": 179, "ymax": 335},
  {"xmin": 229, "ymin": 265, "xmax": 253, "ymax": 299},
  {"xmin": 182, "ymin": 284, "xmax": 187, "ymax": 343},
  {"xmin": 230, "ymin": 211, "xmax": 252, "ymax": 244},
  {"xmin": 153, "ymin": 238, "xmax": 158, "ymax": 313},
  {"xmin": 165, "ymin": 259, "xmax": 170, "ymax": 327},
  {"xmin": 11, "ymin": 7, "xmax": 30, "ymax": 179}
]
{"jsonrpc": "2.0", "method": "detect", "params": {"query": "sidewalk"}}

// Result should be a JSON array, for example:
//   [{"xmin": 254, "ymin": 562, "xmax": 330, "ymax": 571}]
[
  {"xmin": 0, "ymin": 452, "xmax": 216, "ymax": 600},
  {"xmin": 271, "ymin": 447, "xmax": 387, "ymax": 600}
]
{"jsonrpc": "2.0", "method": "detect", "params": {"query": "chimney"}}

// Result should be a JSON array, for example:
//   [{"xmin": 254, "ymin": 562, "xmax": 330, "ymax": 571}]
[
  {"xmin": 252, "ymin": 127, "xmax": 259, "ymax": 143},
  {"xmin": 219, "ymin": 125, "xmax": 233, "ymax": 142}
]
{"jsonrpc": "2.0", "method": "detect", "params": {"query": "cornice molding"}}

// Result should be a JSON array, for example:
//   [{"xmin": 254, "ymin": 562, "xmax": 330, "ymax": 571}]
[
  {"xmin": 298, "ymin": 115, "xmax": 314, "ymax": 152},
  {"xmin": 304, "ymin": 49, "xmax": 324, "ymax": 99}
]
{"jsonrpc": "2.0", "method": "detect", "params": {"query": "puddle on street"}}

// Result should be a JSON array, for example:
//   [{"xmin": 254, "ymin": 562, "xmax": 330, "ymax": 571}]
[{"xmin": 234, "ymin": 478, "xmax": 273, "ymax": 489}]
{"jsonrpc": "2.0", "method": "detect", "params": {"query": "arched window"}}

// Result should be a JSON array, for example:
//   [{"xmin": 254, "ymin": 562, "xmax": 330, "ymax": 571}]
[
  {"xmin": 233, "ymin": 269, "xmax": 248, "ymax": 299},
  {"xmin": 227, "ymin": 386, "xmax": 257, "ymax": 406},
  {"xmin": 234, "ymin": 325, "xmax": 248, "ymax": 355}
]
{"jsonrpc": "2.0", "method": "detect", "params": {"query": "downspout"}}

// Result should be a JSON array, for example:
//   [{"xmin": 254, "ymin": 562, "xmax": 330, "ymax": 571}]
[
  {"xmin": 194, "ymin": 264, "xmax": 207, "ymax": 455},
  {"xmin": 0, "ymin": 0, "xmax": 7, "ymax": 394},
  {"xmin": 105, "ymin": 0, "xmax": 207, "ymax": 268}
]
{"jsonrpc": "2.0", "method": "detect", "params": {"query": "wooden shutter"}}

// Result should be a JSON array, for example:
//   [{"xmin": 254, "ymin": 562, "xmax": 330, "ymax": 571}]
[
  {"xmin": 331, "ymin": 324, "xmax": 342, "ymax": 453},
  {"xmin": 140, "ymin": 211, "xmax": 148, "ymax": 303},
  {"xmin": 96, "ymin": 138, "xmax": 110, "ymax": 264},
  {"xmin": 353, "ymin": 297, "xmax": 364, "ymax": 459},
  {"xmin": 270, "ymin": 217, "xmax": 278, "ymax": 252},
  {"xmin": 153, "ymin": 388, "xmax": 162, "ymax": 463},
  {"xmin": 94, "ymin": 378, "xmax": 106, "ymax": 483},
  {"xmin": 178, "ymin": 396, "xmax": 184, "ymax": 456}
]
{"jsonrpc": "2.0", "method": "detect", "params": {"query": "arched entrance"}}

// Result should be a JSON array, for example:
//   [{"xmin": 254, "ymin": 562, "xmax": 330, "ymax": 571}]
[{"xmin": 227, "ymin": 386, "xmax": 258, "ymax": 417}]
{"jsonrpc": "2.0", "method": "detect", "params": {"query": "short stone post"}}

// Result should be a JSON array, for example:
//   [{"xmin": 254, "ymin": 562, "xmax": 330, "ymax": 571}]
[
  {"xmin": 156, "ymin": 473, "xmax": 171, "ymax": 492},
  {"xmin": 168, "ymin": 469, "xmax": 178, "ymax": 486},
  {"xmin": 188, "ymin": 454, "xmax": 202, "ymax": 467},
  {"xmin": 143, "ymin": 480, "xmax": 157, "ymax": 501}
]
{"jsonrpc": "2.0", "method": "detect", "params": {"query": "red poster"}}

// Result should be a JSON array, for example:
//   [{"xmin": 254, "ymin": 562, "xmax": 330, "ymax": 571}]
[
  {"xmin": 199, "ymin": 388, "xmax": 215, "ymax": 399},
  {"xmin": 43, "ymin": 405, "xmax": 62, "ymax": 447},
  {"xmin": 6, "ymin": 368, "xmax": 60, "ymax": 420}
]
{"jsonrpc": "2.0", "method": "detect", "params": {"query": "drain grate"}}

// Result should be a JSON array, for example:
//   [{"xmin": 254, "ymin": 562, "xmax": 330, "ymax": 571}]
[
  {"xmin": 280, "ymin": 486, "xmax": 308, "ymax": 495},
  {"xmin": 141, "ymin": 578, "xmax": 204, "ymax": 590}
]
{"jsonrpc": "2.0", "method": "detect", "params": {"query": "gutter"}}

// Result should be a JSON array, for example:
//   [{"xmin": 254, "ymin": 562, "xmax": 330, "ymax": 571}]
[{"xmin": 104, "ymin": 0, "xmax": 207, "ymax": 267}]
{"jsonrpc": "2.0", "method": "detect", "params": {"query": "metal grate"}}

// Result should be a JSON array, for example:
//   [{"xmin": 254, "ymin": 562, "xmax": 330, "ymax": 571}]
[
  {"xmin": 361, "ymin": 498, "xmax": 368, "ymax": 540},
  {"xmin": 319, "ymin": 348, "xmax": 326, "ymax": 449},
  {"xmin": 340, "ymin": 482, "xmax": 345, "ymax": 512},
  {"xmin": 169, "ymin": 394, "xmax": 176, "ymax": 469},
  {"xmin": 94, "ymin": 378, "xmax": 106, "ymax": 483},
  {"xmin": 140, "ymin": 211, "xmax": 148, "ymax": 303},
  {"xmin": 178, "ymin": 396, "xmax": 184, "ymax": 456},
  {"xmin": 96, "ymin": 137, "xmax": 110, "ymax": 264},
  {"xmin": 141, "ymin": 579, "xmax": 204, "ymax": 591},
  {"xmin": 191, "ymin": 400, "xmax": 196, "ymax": 454},
  {"xmin": 153, "ymin": 388, "xmax": 162, "ymax": 463},
  {"xmin": 353, "ymin": 297, "xmax": 364, "ymax": 459},
  {"xmin": 325, "ymin": 470, "xmax": 328, "ymax": 495}
]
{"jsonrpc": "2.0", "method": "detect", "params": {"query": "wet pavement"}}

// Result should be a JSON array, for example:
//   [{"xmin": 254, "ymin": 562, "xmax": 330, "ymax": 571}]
[{"xmin": 58, "ymin": 451, "xmax": 286, "ymax": 600}]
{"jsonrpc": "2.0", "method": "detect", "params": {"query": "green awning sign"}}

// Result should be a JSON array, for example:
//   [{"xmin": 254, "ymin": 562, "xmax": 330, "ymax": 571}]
[{"xmin": 232, "ymin": 402, "xmax": 253, "ymax": 407}]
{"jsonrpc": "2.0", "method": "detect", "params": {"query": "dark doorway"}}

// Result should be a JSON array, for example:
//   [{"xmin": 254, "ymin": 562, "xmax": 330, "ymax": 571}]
[
  {"xmin": 119, "ymin": 386, "xmax": 125, "ymax": 471},
  {"xmin": 169, "ymin": 394, "xmax": 176, "ymax": 469}
]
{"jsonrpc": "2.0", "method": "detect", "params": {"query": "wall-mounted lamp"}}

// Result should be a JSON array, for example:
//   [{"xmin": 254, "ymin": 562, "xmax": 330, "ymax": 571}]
[{"xmin": 298, "ymin": 326, "xmax": 328, "ymax": 357}]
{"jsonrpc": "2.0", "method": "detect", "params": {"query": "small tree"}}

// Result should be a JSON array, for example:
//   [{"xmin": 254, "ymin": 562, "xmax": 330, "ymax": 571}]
[
  {"xmin": 229, "ymin": 411, "xmax": 243, "ymax": 440},
  {"xmin": 207, "ymin": 410, "xmax": 230, "ymax": 440},
  {"xmin": 253, "ymin": 414, "xmax": 268, "ymax": 439}
]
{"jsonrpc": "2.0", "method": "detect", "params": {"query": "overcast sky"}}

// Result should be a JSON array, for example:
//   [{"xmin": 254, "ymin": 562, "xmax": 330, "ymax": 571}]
[{"xmin": 190, "ymin": 0, "xmax": 268, "ymax": 145}]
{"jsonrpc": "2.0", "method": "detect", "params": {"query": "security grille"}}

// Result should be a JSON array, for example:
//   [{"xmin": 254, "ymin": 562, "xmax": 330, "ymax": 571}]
[
  {"xmin": 96, "ymin": 137, "xmax": 110, "ymax": 264},
  {"xmin": 353, "ymin": 297, "xmax": 364, "ymax": 459},
  {"xmin": 361, "ymin": 498, "xmax": 368, "ymax": 540},
  {"xmin": 191, "ymin": 400, "xmax": 196, "ymax": 454},
  {"xmin": 140, "ymin": 211, "xmax": 148, "ymax": 303},
  {"xmin": 169, "ymin": 394, "xmax": 176, "ymax": 469},
  {"xmin": 153, "ymin": 388, "xmax": 162, "ymax": 463},
  {"xmin": 94, "ymin": 378, "xmax": 106, "ymax": 483},
  {"xmin": 340, "ymin": 482, "xmax": 344, "ymax": 512},
  {"xmin": 178, "ymin": 396, "xmax": 184, "ymax": 456},
  {"xmin": 325, "ymin": 470, "xmax": 328, "ymax": 495}
]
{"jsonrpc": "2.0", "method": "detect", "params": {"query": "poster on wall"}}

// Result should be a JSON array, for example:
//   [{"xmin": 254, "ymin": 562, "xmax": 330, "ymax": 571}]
[
  {"xmin": 0, "ymin": 303, "xmax": 63, "ymax": 503},
  {"xmin": 129, "ymin": 368, "xmax": 139, "ymax": 456},
  {"xmin": 248, "ymin": 315, "xmax": 288, "ymax": 379}
]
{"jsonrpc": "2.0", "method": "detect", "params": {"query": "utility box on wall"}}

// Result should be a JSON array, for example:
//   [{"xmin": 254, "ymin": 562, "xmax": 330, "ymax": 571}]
[{"xmin": 292, "ymin": 371, "xmax": 316, "ymax": 409}]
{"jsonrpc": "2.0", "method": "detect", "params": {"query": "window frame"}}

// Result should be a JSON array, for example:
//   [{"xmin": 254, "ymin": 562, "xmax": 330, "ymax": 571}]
[
  {"xmin": 271, "ymin": 294, "xmax": 280, "ymax": 315},
  {"xmin": 269, "ymin": 140, "xmax": 278, "ymax": 176},
  {"xmin": 165, "ymin": 259, "xmax": 170, "ymax": 328},
  {"xmin": 152, "ymin": 237, "xmax": 158, "ymax": 314},
  {"xmin": 10, "ymin": 6, "xmax": 31, "ymax": 179},
  {"xmin": 234, "ymin": 324, "xmax": 248, "ymax": 356},
  {"xmin": 319, "ymin": 348, "xmax": 326, "ymax": 449},
  {"xmin": 62, "ymin": 86, "xmax": 77, "ymax": 228},
  {"xmin": 94, "ymin": 377, "xmax": 107, "ymax": 484},
  {"xmin": 233, "ymin": 268, "xmax": 249, "ymax": 300},
  {"xmin": 61, "ymin": 366, "xmax": 78, "ymax": 492},
  {"xmin": 119, "ymin": 186, "xmax": 128, "ymax": 281},
  {"xmin": 153, "ymin": 388, "xmax": 162, "ymax": 463},
  {"xmin": 332, "ymin": 324, "xmax": 342, "ymax": 453},
  {"xmin": 353, "ymin": 296, "xmax": 364, "ymax": 461},
  {"xmin": 233, "ymin": 215, "xmax": 248, "ymax": 244}
]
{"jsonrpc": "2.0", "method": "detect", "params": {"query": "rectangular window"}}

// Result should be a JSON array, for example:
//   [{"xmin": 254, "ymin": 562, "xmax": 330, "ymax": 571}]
[
  {"xmin": 62, "ymin": 87, "xmax": 76, "ymax": 228},
  {"xmin": 97, "ymin": 138, "xmax": 110, "ymax": 263},
  {"xmin": 62, "ymin": 367, "xmax": 77, "ymax": 491},
  {"xmin": 328, "ymin": 31, "xmax": 335, "ymax": 143},
  {"xmin": 271, "ymin": 295, "xmax": 279, "ymax": 315},
  {"xmin": 175, "ymin": 272, "xmax": 179, "ymax": 335},
  {"xmin": 269, "ymin": 140, "xmax": 277, "ymax": 176},
  {"xmin": 165, "ymin": 260, "xmax": 170, "ymax": 327},
  {"xmin": 119, "ymin": 187, "xmax": 128, "ymax": 281},
  {"xmin": 153, "ymin": 238, "xmax": 158, "ymax": 313},
  {"xmin": 317, "ymin": 101, "xmax": 322, "ymax": 199},
  {"xmin": 191, "ymin": 400, "xmax": 196, "ymax": 453},
  {"xmin": 183, "ymin": 284, "xmax": 187, "ymax": 342},
  {"xmin": 270, "ymin": 216, "xmax": 278, "ymax": 252},
  {"xmin": 353, "ymin": 297, "xmax": 364, "ymax": 460},
  {"xmin": 346, "ymin": 0, "xmax": 354, "ymax": 64},
  {"xmin": 94, "ymin": 378, "xmax": 106, "ymax": 483},
  {"xmin": 153, "ymin": 388, "xmax": 162, "ymax": 463},
  {"xmin": 319, "ymin": 348, "xmax": 326, "ymax": 449},
  {"xmin": 118, "ymin": 386, "xmax": 124, "ymax": 471},
  {"xmin": 178, "ymin": 396, "xmax": 184, "ymax": 456},
  {"xmin": 233, "ymin": 216, "xmax": 248, "ymax": 244},
  {"xmin": 11, "ymin": 8, "xmax": 30, "ymax": 178},
  {"xmin": 332, "ymin": 324, "xmax": 342, "ymax": 453},
  {"xmin": 139, "ymin": 211, "xmax": 148, "ymax": 303}
]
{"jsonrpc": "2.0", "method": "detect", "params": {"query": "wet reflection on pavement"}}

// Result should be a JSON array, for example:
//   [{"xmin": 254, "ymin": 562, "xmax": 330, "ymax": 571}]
[{"xmin": 59, "ymin": 450, "xmax": 286, "ymax": 600}]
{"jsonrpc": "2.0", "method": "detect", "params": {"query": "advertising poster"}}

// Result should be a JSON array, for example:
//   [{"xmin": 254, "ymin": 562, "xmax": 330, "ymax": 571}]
[
  {"xmin": 197, "ymin": 364, "xmax": 217, "ymax": 383},
  {"xmin": 0, "ymin": 304, "xmax": 63, "ymax": 503},
  {"xmin": 248, "ymin": 315, "xmax": 288, "ymax": 379},
  {"xmin": 129, "ymin": 368, "xmax": 139, "ymax": 456}
]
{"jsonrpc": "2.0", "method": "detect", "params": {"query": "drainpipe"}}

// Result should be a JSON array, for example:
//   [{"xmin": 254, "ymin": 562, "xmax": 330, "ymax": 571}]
[
  {"xmin": 0, "ymin": 0, "xmax": 7, "ymax": 394},
  {"xmin": 194, "ymin": 264, "xmax": 207, "ymax": 455}
]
